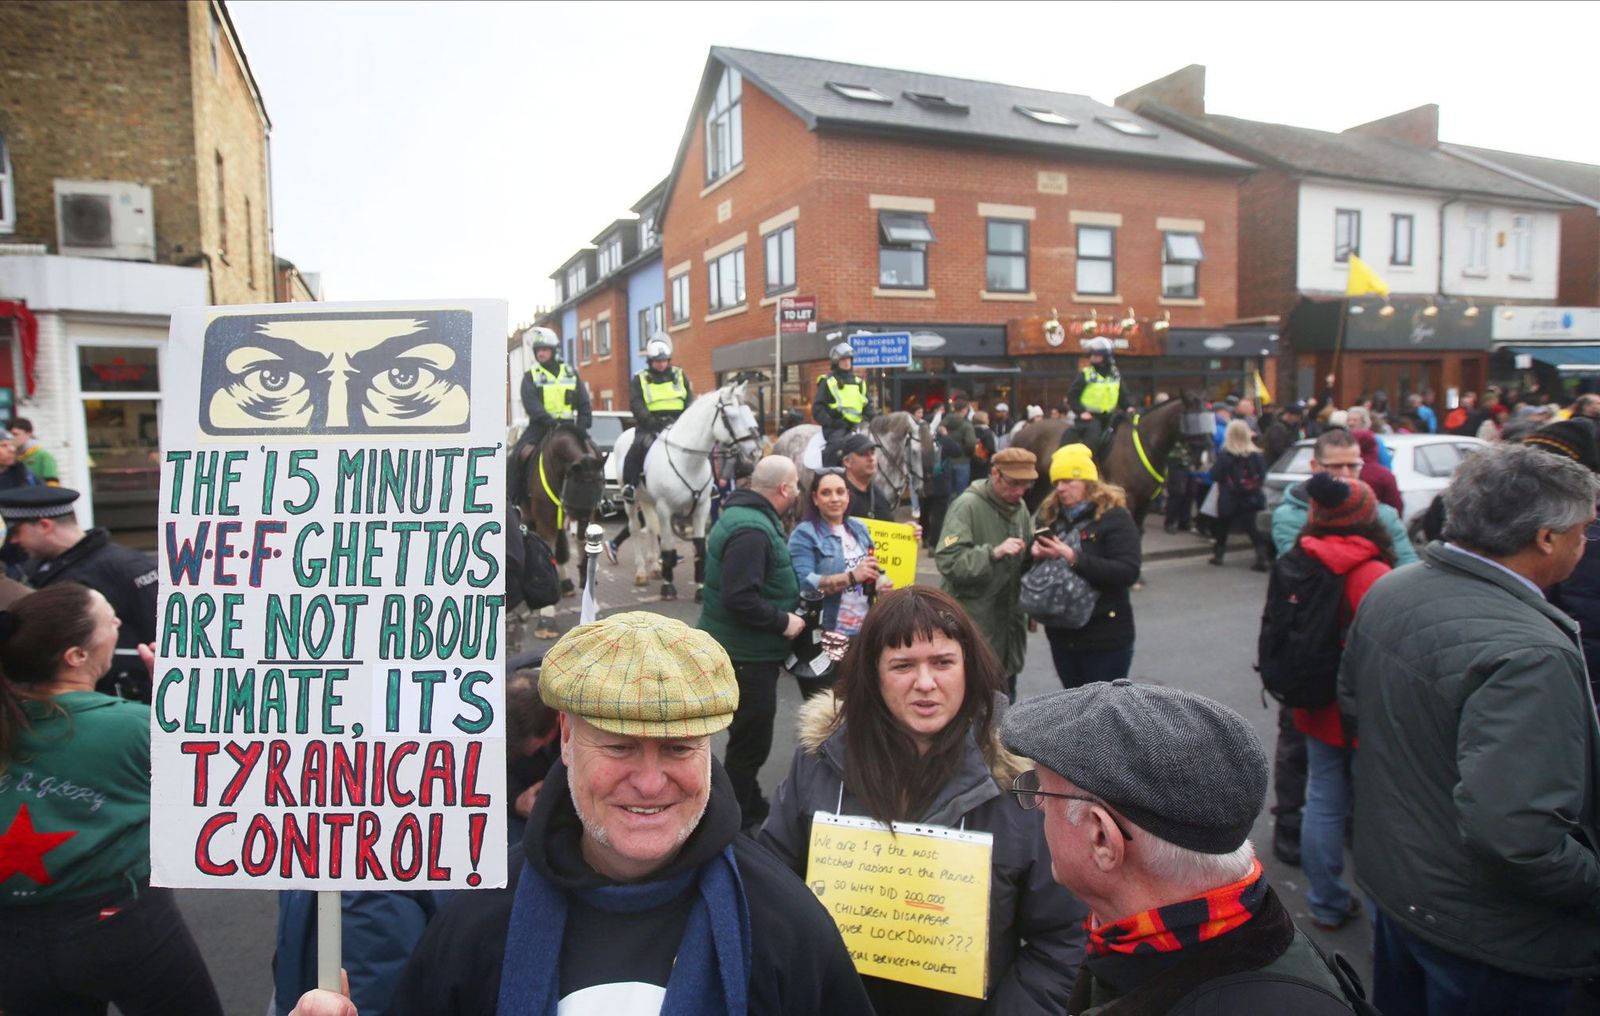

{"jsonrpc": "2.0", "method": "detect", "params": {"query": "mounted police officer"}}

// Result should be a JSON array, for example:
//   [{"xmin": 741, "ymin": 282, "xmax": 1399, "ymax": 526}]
[
  {"xmin": 1066, "ymin": 336, "xmax": 1130, "ymax": 453},
  {"xmin": 812, "ymin": 341, "xmax": 874, "ymax": 467},
  {"xmin": 513, "ymin": 326, "xmax": 592, "ymax": 501},
  {"xmin": 622, "ymin": 333, "xmax": 694, "ymax": 499}
]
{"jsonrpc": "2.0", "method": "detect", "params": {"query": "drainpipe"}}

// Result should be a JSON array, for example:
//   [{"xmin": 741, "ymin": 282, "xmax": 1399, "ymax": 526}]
[
  {"xmin": 180, "ymin": 252, "xmax": 218, "ymax": 305},
  {"xmin": 1437, "ymin": 195, "xmax": 1461, "ymax": 299}
]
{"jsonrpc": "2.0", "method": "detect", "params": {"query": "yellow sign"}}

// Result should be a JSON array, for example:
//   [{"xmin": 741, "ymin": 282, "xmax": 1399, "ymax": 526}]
[
  {"xmin": 805, "ymin": 812, "xmax": 992, "ymax": 999},
  {"xmin": 853, "ymin": 517, "xmax": 919, "ymax": 591}
]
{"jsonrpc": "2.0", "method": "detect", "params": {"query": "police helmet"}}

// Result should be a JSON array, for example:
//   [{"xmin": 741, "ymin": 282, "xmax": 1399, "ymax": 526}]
[
  {"xmin": 646, "ymin": 333, "xmax": 673, "ymax": 360},
  {"xmin": 830, "ymin": 342, "xmax": 855, "ymax": 364},
  {"xmin": 528, "ymin": 326, "xmax": 561, "ymax": 351},
  {"xmin": 1086, "ymin": 336, "xmax": 1115, "ymax": 358}
]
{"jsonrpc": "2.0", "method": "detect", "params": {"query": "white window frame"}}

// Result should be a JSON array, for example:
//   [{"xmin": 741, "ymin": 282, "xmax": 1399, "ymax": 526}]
[
  {"xmin": 595, "ymin": 317, "xmax": 611, "ymax": 358},
  {"xmin": 1075, "ymin": 225, "xmax": 1116, "ymax": 295},
  {"xmin": 0, "ymin": 135, "xmax": 14, "ymax": 233},
  {"xmin": 705, "ymin": 67, "xmax": 744, "ymax": 184},
  {"xmin": 1334, "ymin": 209, "xmax": 1360, "ymax": 263},
  {"xmin": 579, "ymin": 323, "xmax": 593, "ymax": 363},
  {"xmin": 1161, "ymin": 231, "xmax": 1203, "ymax": 298},
  {"xmin": 597, "ymin": 240, "xmax": 622, "ymax": 277},
  {"xmin": 638, "ymin": 209, "xmax": 658, "ymax": 250},
  {"xmin": 567, "ymin": 264, "xmax": 588, "ymax": 295},
  {"xmin": 985, "ymin": 219, "xmax": 1029, "ymax": 293},
  {"xmin": 764, "ymin": 224, "xmax": 796, "ymax": 295},
  {"xmin": 1510, "ymin": 214, "xmax": 1534, "ymax": 277},
  {"xmin": 1464, "ymin": 208, "xmax": 1490, "ymax": 274},
  {"xmin": 671, "ymin": 273, "xmax": 691, "ymax": 324},
  {"xmin": 708, "ymin": 247, "xmax": 746, "ymax": 312},
  {"xmin": 1391, "ymin": 213, "xmax": 1414, "ymax": 267},
  {"xmin": 68, "ymin": 335, "xmax": 166, "ymax": 531}
]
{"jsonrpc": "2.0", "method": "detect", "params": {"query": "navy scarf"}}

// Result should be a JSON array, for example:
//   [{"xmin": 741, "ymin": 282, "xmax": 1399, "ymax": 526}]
[{"xmin": 496, "ymin": 846, "xmax": 752, "ymax": 1016}]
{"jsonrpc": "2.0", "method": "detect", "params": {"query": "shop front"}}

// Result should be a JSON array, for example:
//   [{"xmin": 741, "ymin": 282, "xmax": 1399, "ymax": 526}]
[
  {"xmin": 1489, "ymin": 306, "xmax": 1600, "ymax": 398},
  {"xmin": 1283, "ymin": 296, "xmax": 1493, "ymax": 410}
]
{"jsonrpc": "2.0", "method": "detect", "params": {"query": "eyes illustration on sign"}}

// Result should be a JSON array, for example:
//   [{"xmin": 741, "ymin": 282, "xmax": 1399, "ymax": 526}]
[{"xmin": 200, "ymin": 313, "xmax": 473, "ymax": 437}]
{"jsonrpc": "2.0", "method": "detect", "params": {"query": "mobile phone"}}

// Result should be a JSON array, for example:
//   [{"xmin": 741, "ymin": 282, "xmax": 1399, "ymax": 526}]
[{"xmin": 1033, "ymin": 527, "xmax": 1052, "ymax": 538}]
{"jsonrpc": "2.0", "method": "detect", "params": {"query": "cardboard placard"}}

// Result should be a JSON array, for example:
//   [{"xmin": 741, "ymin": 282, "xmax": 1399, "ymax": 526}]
[
  {"xmin": 150, "ymin": 300, "xmax": 509, "ymax": 890},
  {"xmin": 851, "ymin": 517, "xmax": 918, "ymax": 591},
  {"xmin": 805, "ymin": 812, "xmax": 992, "ymax": 998}
]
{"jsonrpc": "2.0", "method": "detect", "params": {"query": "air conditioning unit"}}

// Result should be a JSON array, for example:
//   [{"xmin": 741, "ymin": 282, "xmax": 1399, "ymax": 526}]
[{"xmin": 54, "ymin": 180, "xmax": 155, "ymax": 262}]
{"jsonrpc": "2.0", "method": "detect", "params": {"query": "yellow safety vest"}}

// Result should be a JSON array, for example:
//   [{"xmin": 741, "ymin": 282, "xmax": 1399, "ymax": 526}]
[
  {"xmin": 1079, "ymin": 367, "xmax": 1121, "ymax": 415},
  {"xmin": 820, "ymin": 373, "xmax": 868, "ymax": 424},
  {"xmin": 638, "ymin": 367, "xmax": 688, "ymax": 413},
  {"xmin": 530, "ymin": 360, "xmax": 577, "ymax": 419}
]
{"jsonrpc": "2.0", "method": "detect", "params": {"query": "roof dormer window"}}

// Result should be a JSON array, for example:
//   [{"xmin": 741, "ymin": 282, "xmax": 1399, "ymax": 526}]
[
  {"xmin": 904, "ymin": 91, "xmax": 969, "ymax": 114},
  {"xmin": 1096, "ymin": 116, "xmax": 1157, "ymax": 138},
  {"xmin": 1016, "ymin": 106, "xmax": 1077, "ymax": 127},
  {"xmin": 827, "ymin": 82, "xmax": 892, "ymax": 104}
]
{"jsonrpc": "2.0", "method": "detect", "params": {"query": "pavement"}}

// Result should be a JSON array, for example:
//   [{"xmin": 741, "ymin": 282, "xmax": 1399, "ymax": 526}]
[{"xmin": 177, "ymin": 515, "xmax": 1369, "ymax": 1015}]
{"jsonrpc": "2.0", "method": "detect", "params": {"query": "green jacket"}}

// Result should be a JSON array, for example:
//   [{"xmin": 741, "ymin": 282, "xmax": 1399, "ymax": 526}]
[
  {"xmin": 943, "ymin": 411, "xmax": 978, "ymax": 464},
  {"xmin": 699, "ymin": 497, "xmax": 800, "ymax": 662},
  {"xmin": 18, "ymin": 442, "xmax": 57, "ymax": 483},
  {"xmin": 1338, "ymin": 542, "xmax": 1600, "ymax": 979},
  {"xmin": 935, "ymin": 480, "xmax": 1031, "ymax": 676},
  {"xmin": 0, "ymin": 693, "xmax": 151, "ymax": 904},
  {"xmin": 1271, "ymin": 480, "xmax": 1417, "ymax": 564}
]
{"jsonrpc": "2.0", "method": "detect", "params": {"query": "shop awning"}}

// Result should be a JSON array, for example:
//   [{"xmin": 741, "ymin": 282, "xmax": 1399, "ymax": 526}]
[{"xmin": 1505, "ymin": 345, "xmax": 1600, "ymax": 372}]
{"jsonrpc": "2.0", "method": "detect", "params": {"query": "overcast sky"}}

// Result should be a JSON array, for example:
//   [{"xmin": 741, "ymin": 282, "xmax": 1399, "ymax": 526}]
[{"xmin": 229, "ymin": 0, "xmax": 1599, "ymax": 327}]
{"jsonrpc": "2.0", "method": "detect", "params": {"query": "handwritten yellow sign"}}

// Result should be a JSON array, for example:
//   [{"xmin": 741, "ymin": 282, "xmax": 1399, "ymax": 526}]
[
  {"xmin": 852, "ymin": 517, "xmax": 919, "ymax": 591},
  {"xmin": 805, "ymin": 811, "xmax": 992, "ymax": 998}
]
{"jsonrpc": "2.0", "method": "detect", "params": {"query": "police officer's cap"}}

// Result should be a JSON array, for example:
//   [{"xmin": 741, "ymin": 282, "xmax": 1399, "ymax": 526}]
[{"xmin": 0, "ymin": 486, "xmax": 80, "ymax": 526}]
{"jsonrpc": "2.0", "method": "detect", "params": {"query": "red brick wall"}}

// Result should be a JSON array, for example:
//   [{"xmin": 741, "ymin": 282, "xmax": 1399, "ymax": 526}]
[
  {"xmin": 1236, "ymin": 168, "xmax": 1302, "ymax": 319},
  {"xmin": 1557, "ymin": 207, "xmax": 1600, "ymax": 307},
  {"xmin": 574, "ymin": 286, "xmax": 630, "ymax": 410},
  {"xmin": 660, "ymin": 70, "xmax": 1246, "ymax": 394}
]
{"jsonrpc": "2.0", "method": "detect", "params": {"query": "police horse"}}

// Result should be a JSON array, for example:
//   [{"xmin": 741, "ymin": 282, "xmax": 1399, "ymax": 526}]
[
  {"xmin": 771, "ymin": 411, "xmax": 932, "ymax": 517},
  {"xmin": 608, "ymin": 380, "xmax": 763, "ymax": 599},
  {"xmin": 516, "ymin": 421, "xmax": 605, "ymax": 638}
]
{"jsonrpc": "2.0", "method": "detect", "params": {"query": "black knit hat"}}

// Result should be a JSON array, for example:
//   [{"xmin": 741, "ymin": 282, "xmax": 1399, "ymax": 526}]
[
  {"xmin": 1520, "ymin": 418, "xmax": 1600, "ymax": 473},
  {"xmin": 1001, "ymin": 680, "xmax": 1268, "ymax": 854}
]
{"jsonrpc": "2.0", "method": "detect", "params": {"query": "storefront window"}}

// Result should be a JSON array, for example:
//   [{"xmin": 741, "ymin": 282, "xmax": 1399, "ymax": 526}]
[{"xmin": 78, "ymin": 345, "xmax": 160, "ymax": 538}]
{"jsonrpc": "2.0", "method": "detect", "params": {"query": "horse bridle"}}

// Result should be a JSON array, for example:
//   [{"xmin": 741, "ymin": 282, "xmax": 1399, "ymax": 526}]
[
  {"xmin": 872, "ymin": 428, "xmax": 924, "ymax": 511},
  {"xmin": 663, "ymin": 395, "xmax": 761, "ymax": 457}
]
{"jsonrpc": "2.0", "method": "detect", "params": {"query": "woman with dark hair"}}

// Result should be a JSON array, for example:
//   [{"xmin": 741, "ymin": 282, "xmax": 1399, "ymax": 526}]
[
  {"xmin": 1291, "ymin": 474, "xmax": 1394, "ymax": 932},
  {"xmin": 787, "ymin": 468, "xmax": 889, "ymax": 642},
  {"xmin": 759, "ymin": 587, "xmax": 1087, "ymax": 1016},
  {"xmin": 0, "ymin": 583, "xmax": 223, "ymax": 1015}
]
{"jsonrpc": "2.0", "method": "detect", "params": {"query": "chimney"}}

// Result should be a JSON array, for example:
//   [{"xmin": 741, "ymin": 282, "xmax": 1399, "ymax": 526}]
[
  {"xmin": 1345, "ymin": 105, "xmax": 1439, "ymax": 148},
  {"xmin": 1116, "ymin": 65, "xmax": 1206, "ymax": 117}
]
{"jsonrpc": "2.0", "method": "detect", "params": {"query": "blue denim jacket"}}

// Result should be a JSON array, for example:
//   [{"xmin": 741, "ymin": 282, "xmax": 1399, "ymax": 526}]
[{"xmin": 787, "ymin": 516, "xmax": 876, "ymax": 630}]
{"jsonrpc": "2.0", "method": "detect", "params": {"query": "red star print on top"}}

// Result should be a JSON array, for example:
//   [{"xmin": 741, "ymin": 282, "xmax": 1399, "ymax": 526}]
[{"xmin": 0, "ymin": 803, "xmax": 77, "ymax": 886}]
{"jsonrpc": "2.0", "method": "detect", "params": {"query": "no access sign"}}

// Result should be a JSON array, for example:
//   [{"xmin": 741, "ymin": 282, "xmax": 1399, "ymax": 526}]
[
  {"xmin": 846, "ymin": 331, "xmax": 912, "ymax": 369},
  {"xmin": 779, "ymin": 296, "xmax": 817, "ymax": 334}
]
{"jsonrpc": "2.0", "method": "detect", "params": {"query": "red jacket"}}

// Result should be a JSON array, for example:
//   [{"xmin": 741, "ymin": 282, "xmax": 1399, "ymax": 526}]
[
  {"xmin": 1292, "ymin": 534, "xmax": 1391, "ymax": 747},
  {"xmin": 1354, "ymin": 430, "xmax": 1404, "ymax": 514}
]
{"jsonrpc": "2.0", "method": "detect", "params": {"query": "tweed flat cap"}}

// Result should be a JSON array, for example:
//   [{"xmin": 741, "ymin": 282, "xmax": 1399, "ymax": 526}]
[
  {"xmin": 1001, "ymin": 679, "xmax": 1268, "ymax": 854},
  {"xmin": 0, "ymin": 486, "xmax": 79, "ymax": 526},
  {"xmin": 539, "ymin": 611, "xmax": 738, "ymax": 737},
  {"xmin": 990, "ymin": 447, "xmax": 1038, "ymax": 481}
]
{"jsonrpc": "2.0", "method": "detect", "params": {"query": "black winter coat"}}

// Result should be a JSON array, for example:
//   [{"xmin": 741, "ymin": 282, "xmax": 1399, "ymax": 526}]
[
  {"xmin": 1547, "ymin": 535, "xmax": 1600, "ymax": 706},
  {"xmin": 1212, "ymin": 449, "xmax": 1266, "ymax": 519},
  {"xmin": 1034, "ymin": 505, "xmax": 1141, "ymax": 652},
  {"xmin": 28, "ymin": 528, "xmax": 158, "ymax": 699}
]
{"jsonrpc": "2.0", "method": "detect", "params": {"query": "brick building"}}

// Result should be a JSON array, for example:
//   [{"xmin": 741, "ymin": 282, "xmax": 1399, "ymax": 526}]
[
  {"xmin": 1120, "ymin": 65, "xmax": 1575, "ymax": 409},
  {"xmin": 0, "ymin": 0, "xmax": 274, "ymax": 530},
  {"xmin": 652, "ymin": 47, "xmax": 1269, "ymax": 423}
]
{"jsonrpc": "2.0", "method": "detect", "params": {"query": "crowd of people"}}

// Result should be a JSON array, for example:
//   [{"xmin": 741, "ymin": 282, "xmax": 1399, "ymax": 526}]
[{"xmin": 4, "ymin": 368, "xmax": 1599, "ymax": 1015}]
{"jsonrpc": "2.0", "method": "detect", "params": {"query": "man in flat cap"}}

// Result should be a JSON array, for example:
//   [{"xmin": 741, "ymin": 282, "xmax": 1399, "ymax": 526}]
[
  {"xmin": 1340, "ymin": 441, "xmax": 1600, "ymax": 1014},
  {"xmin": 292, "ymin": 612, "xmax": 872, "ymax": 1016},
  {"xmin": 936, "ymin": 446, "xmax": 1036, "ymax": 698},
  {"xmin": 1001, "ymin": 680, "xmax": 1357, "ymax": 1014},
  {"xmin": 0, "ymin": 485, "xmax": 158, "ymax": 699}
]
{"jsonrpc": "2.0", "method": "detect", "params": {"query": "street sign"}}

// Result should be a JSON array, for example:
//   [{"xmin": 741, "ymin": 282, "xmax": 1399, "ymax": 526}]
[
  {"xmin": 779, "ymin": 296, "xmax": 817, "ymax": 334},
  {"xmin": 846, "ymin": 331, "xmax": 912, "ymax": 369}
]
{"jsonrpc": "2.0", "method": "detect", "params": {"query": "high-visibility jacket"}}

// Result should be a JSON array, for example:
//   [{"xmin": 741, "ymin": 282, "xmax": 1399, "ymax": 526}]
[
  {"xmin": 529, "ymin": 360, "xmax": 577, "ymax": 419},
  {"xmin": 1079, "ymin": 367, "xmax": 1122, "ymax": 414},
  {"xmin": 638, "ymin": 367, "xmax": 689, "ymax": 413},
  {"xmin": 819, "ymin": 373, "xmax": 868, "ymax": 425}
]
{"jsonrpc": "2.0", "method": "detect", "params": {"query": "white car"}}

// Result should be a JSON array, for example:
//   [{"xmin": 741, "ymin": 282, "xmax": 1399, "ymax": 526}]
[{"xmin": 1264, "ymin": 433, "xmax": 1488, "ymax": 523}]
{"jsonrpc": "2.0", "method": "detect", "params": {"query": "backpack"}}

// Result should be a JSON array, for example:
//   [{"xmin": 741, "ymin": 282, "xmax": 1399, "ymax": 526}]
[
  {"xmin": 1256, "ymin": 544, "xmax": 1347, "ymax": 708},
  {"xmin": 506, "ymin": 509, "xmax": 561, "ymax": 611}
]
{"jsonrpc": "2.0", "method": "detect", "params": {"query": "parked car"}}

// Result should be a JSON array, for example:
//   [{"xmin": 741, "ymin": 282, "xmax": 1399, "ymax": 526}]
[
  {"xmin": 1263, "ymin": 433, "xmax": 1488, "ymax": 523},
  {"xmin": 589, "ymin": 410, "xmax": 632, "ymax": 518}
]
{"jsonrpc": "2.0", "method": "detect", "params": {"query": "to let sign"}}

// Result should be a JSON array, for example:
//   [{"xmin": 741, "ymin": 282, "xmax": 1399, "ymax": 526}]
[
  {"xmin": 847, "ymin": 331, "xmax": 912, "ymax": 369},
  {"xmin": 779, "ymin": 296, "xmax": 817, "ymax": 334}
]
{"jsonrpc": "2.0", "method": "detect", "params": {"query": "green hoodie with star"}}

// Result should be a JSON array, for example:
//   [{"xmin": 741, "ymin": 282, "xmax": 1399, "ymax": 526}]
[{"xmin": 0, "ymin": 692, "xmax": 151, "ymax": 904}]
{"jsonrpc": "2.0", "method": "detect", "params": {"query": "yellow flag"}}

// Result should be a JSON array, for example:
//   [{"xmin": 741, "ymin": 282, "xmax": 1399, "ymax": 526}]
[
  {"xmin": 1254, "ymin": 369, "xmax": 1272, "ymax": 406},
  {"xmin": 1346, "ymin": 254, "xmax": 1390, "ymax": 296}
]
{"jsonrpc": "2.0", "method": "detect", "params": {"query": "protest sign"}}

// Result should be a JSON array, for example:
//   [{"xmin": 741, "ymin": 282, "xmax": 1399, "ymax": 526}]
[
  {"xmin": 852, "ymin": 517, "xmax": 918, "ymax": 590},
  {"xmin": 805, "ymin": 812, "xmax": 992, "ymax": 998},
  {"xmin": 150, "ymin": 300, "xmax": 509, "ymax": 891}
]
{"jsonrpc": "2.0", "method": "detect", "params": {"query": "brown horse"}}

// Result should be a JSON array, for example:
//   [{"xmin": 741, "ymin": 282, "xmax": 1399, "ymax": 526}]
[
  {"xmin": 1007, "ymin": 392, "xmax": 1205, "ymax": 527},
  {"xmin": 516, "ymin": 421, "xmax": 605, "ymax": 579}
]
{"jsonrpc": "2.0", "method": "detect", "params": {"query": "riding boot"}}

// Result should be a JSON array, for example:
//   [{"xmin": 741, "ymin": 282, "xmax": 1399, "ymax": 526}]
[{"xmin": 1210, "ymin": 533, "xmax": 1226, "ymax": 566}]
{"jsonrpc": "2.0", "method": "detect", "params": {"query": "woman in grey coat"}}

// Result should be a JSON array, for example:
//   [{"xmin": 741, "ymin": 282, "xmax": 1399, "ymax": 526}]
[{"xmin": 759, "ymin": 587, "xmax": 1088, "ymax": 1016}]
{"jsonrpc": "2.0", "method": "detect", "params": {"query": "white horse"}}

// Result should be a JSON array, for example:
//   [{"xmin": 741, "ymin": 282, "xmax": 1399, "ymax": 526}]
[
  {"xmin": 771, "ymin": 411, "xmax": 932, "ymax": 517},
  {"xmin": 608, "ymin": 380, "xmax": 762, "ymax": 599}
]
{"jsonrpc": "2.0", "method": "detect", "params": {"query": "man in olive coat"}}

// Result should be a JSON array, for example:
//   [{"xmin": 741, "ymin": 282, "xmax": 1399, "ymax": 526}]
[{"xmin": 935, "ymin": 447, "xmax": 1036, "ymax": 697}]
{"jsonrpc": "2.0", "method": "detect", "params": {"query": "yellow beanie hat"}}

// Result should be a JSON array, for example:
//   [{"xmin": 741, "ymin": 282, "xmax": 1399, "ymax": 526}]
[{"xmin": 1050, "ymin": 443, "xmax": 1099, "ymax": 483}]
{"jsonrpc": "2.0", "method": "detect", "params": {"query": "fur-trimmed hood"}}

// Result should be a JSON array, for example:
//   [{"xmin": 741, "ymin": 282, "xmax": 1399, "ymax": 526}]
[{"xmin": 794, "ymin": 690, "xmax": 1029, "ymax": 786}]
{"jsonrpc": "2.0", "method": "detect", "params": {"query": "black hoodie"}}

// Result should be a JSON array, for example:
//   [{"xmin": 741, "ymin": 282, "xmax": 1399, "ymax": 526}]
[{"xmin": 391, "ymin": 758, "xmax": 874, "ymax": 1015}]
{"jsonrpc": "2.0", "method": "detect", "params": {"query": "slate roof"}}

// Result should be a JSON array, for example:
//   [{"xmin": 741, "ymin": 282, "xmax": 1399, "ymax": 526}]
[
  {"xmin": 708, "ymin": 47, "xmax": 1253, "ymax": 172},
  {"xmin": 1442, "ymin": 144, "xmax": 1600, "ymax": 209},
  {"xmin": 1139, "ymin": 104, "xmax": 1568, "ymax": 206}
]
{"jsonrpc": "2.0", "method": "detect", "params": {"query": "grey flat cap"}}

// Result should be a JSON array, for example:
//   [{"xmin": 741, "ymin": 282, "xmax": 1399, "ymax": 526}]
[{"xmin": 1001, "ymin": 679, "xmax": 1268, "ymax": 854}]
